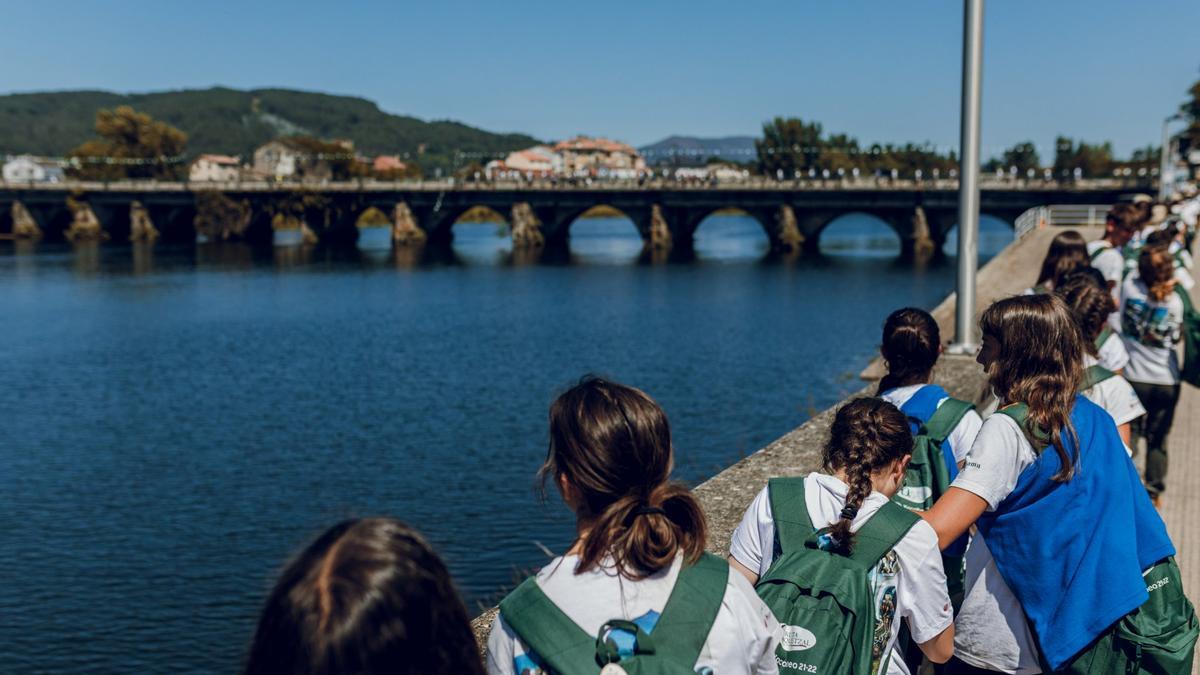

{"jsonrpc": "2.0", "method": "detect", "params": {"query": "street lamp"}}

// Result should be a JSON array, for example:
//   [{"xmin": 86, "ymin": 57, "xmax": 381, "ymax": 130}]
[{"xmin": 1160, "ymin": 113, "xmax": 1185, "ymax": 199}]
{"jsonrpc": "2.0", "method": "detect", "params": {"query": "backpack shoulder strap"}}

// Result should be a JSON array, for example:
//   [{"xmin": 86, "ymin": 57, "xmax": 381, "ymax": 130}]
[
  {"xmin": 1095, "ymin": 326, "xmax": 1114, "ymax": 351},
  {"xmin": 848, "ymin": 501, "xmax": 921, "ymax": 566},
  {"xmin": 922, "ymin": 396, "xmax": 974, "ymax": 445},
  {"xmin": 997, "ymin": 403, "xmax": 1050, "ymax": 451},
  {"xmin": 1175, "ymin": 285, "xmax": 1195, "ymax": 314},
  {"xmin": 651, "ymin": 553, "xmax": 729, "ymax": 667},
  {"xmin": 1080, "ymin": 364, "xmax": 1116, "ymax": 391},
  {"xmin": 1089, "ymin": 244, "xmax": 1109, "ymax": 261},
  {"xmin": 499, "ymin": 577, "xmax": 598, "ymax": 674},
  {"xmin": 769, "ymin": 476, "xmax": 814, "ymax": 552}
]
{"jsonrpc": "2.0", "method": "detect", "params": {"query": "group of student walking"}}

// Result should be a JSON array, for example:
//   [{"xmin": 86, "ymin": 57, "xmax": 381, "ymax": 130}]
[{"xmin": 236, "ymin": 199, "xmax": 1199, "ymax": 674}]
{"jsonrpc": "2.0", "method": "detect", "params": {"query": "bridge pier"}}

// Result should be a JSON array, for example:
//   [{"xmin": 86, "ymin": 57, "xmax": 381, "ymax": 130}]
[
  {"xmin": 64, "ymin": 199, "xmax": 109, "ymax": 242},
  {"xmin": 391, "ymin": 202, "xmax": 426, "ymax": 246},
  {"xmin": 510, "ymin": 202, "xmax": 545, "ymax": 248},
  {"xmin": 774, "ymin": 204, "xmax": 804, "ymax": 253},
  {"xmin": 904, "ymin": 206, "xmax": 937, "ymax": 259},
  {"xmin": 129, "ymin": 201, "xmax": 159, "ymax": 242},
  {"xmin": 647, "ymin": 204, "xmax": 672, "ymax": 251},
  {"xmin": 11, "ymin": 201, "xmax": 43, "ymax": 239}
]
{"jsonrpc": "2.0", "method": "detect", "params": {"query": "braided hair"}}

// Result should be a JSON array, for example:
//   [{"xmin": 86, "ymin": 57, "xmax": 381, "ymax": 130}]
[
  {"xmin": 823, "ymin": 398, "xmax": 913, "ymax": 555},
  {"xmin": 1055, "ymin": 275, "xmax": 1116, "ymax": 356}
]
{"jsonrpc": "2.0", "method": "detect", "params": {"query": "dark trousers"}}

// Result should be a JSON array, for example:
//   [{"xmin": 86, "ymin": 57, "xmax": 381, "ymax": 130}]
[
  {"xmin": 945, "ymin": 658, "xmax": 1004, "ymax": 675},
  {"xmin": 1130, "ymin": 380, "xmax": 1182, "ymax": 496}
]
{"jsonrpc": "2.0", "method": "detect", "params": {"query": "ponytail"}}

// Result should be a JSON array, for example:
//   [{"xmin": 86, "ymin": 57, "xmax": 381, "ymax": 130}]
[
  {"xmin": 542, "ymin": 376, "xmax": 707, "ymax": 580},
  {"xmin": 876, "ymin": 308, "xmax": 940, "ymax": 395},
  {"xmin": 824, "ymin": 398, "xmax": 913, "ymax": 555}
]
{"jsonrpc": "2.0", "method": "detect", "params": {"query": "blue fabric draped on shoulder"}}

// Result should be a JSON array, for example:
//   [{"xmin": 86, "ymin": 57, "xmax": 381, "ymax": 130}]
[{"xmin": 976, "ymin": 395, "xmax": 1174, "ymax": 671}]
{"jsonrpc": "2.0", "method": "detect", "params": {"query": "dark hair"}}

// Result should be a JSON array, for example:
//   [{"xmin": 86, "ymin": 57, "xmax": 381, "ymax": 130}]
[
  {"xmin": 1139, "ymin": 246, "xmax": 1176, "ymax": 302},
  {"xmin": 1057, "ymin": 267, "xmax": 1108, "ymax": 294},
  {"xmin": 244, "ymin": 518, "xmax": 483, "ymax": 675},
  {"xmin": 980, "ymin": 295, "xmax": 1083, "ymax": 481},
  {"xmin": 1106, "ymin": 203, "xmax": 1141, "ymax": 233},
  {"xmin": 1132, "ymin": 200, "xmax": 1153, "ymax": 228},
  {"xmin": 823, "ymin": 397, "xmax": 913, "ymax": 555},
  {"xmin": 1035, "ymin": 230, "xmax": 1089, "ymax": 289},
  {"xmin": 541, "ymin": 376, "xmax": 706, "ymax": 579},
  {"xmin": 877, "ymin": 307, "xmax": 940, "ymax": 395},
  {"xmin": 1055, "ymin": 277, "xmax": 1116, "ymax": 356},
  {"xmin": 1145, "ymin": 226, "xmax": 1178, "ymax": 250}
]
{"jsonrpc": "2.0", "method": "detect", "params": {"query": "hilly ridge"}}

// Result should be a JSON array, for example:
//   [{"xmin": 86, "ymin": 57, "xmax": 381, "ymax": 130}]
[{"xmin": 0, "ymin": 87, "xmax": 541, "ymax": 172}]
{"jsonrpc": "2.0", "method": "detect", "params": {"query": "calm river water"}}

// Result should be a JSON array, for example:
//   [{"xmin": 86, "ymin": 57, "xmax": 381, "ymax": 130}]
[{"xmin": 0, "ymin": 214, "xmax": 1011, "ymax": 673}]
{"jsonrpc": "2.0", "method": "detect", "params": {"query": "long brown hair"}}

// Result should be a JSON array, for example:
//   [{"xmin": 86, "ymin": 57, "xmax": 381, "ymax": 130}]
[
  {"xmin": 1139, "ymin": 246, "xmax": 1177, "ymax": 302},
  {"xmin": 824, "ymin": 397, "xmax": 913, "ymax": 555},
  {"xmin": 980, "ymin": 295, "xmax": 1083, "ymax": 481},
  {"xmin": 1055, "ymin": 274, "xmax": 1116, "ymax": 356},
  {"xmin": 1035, "ymin": 230, "xmax": 1089, "ymax": 289},
  {"xmin": 876, "ymin": 307, "xmax": 940, "ymax": 395},
  {"xmin": 244, "ymin": 518, "xmax": 483, "ymax": 675},
  {"xmin": 541, "ymin": 376, "xmax": 705, "ymax": 579}
]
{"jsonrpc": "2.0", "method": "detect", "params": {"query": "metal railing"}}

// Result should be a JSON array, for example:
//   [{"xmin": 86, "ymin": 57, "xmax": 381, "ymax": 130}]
[{"xmin": 1014, "ymin": 204, "xmax": 1111, "ymax": 238}]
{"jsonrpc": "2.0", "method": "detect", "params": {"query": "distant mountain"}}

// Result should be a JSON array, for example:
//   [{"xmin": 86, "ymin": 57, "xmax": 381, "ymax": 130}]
[
  {"xmin": 638, "ymin": 135, "xmax": 757, "ymax": 166},
  {"xmin": 0, "ymin": 87, "xmax": 541, "ymax": 173}
]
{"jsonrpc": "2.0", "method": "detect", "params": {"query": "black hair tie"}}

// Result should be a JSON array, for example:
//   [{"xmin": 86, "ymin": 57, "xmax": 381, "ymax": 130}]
[
  {"xmin": 840, "ymin": 505, "xmax": 859, "ymax": 520},
  {"xmin": 631, "ymin": 506, "xmax": 666, "ymax": 518}
]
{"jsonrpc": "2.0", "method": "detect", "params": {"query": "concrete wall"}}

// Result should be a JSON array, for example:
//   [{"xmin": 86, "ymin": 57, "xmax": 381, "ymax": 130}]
[{"xmin": 469, "ymin": 223, "xmax": 1102, "ymax": 648}]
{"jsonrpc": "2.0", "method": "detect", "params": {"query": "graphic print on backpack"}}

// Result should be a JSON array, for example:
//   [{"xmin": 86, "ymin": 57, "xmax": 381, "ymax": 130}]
[{"xmin": 757, "ymin": 478, "xmax": 919, "ymax": 675}]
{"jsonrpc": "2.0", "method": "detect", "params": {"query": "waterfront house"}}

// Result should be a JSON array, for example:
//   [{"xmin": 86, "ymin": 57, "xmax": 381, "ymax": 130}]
[
  {"xmin": 3, "ymin": 155, "xmax": 65, "ymax": 183},
  {"xmin": 253, "ymin": 139, "xmax": 332, "ymax": 181},
  {"xmin": 373, "ymin": 155, "xmax": 407, "ymax": 173},
  {"xmin": 553, "ymin": 136, "xmax": 646, "ymax": 178},
  {"xmin": 188, "ymin": 154, "xmax": 241, "ymax": 182}
]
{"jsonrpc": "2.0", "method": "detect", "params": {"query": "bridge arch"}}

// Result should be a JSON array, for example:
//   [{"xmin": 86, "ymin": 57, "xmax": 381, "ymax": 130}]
[
  {"xmin": 561, "ymin": 205, "xmax": 647, "ymax": 261},
  {"xmin": 692, "ymin": 207, "xmax": 771, "ymax": 259},
  {"xmin": 939, "ymin": 214, "xmax": 1016, "ymax": 258},
  {"xmin": 814, "ymin": 211, "xmax": 906, "ymax": 256}
]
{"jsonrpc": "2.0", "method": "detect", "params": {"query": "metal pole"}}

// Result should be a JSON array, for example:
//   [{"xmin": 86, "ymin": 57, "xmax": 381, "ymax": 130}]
[
  {"xmin": 949, "ymin": 0, "xmax": 984, "ymax": 354},
  {"xmin": 1159, "ymin": 114, "xmax": 1184, "ymax": 200}
]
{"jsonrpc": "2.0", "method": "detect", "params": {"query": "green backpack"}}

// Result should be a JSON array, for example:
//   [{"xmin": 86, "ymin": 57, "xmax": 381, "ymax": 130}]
[
  {"xmin": 997, "ymin": 407, "xmax": 1199, "ymax": 674},
  {"xmin": 1079, "ymin": 364, "xmax": 1117, "ymax": 392},
  {"xmin": 757, "ymin": 477, "xmax": 920, "ymax": 675},
  {"xmin": 498, "ymin": 553, "xmax": 729, "ymax": 674},
  {"xmin": 1174, "ymin": 285, "xmax": 1200, "ymax": 387},
  {"xmin": 1095, "ymin": 326, "xmax": 1114, "ymax": 353}
]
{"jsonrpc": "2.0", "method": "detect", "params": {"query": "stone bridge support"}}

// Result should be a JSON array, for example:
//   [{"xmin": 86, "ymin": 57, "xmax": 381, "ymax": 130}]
[
  {"xmin": 64, "ymin": 200, "xmax": 109, "ymax": 242},
  {"xmin": 647, "ymin": 204, "xmax": 672, "ymax": 251},
  {"xmin": 11, "ymin": 201, "xmax": 42, "ymax": 239},
  {"xmin": 129, "ymin": 201, "xmax": 159, "ymax": 242},
  {"xmin": 905, "ymin": 206, "xmax": 937, "ymax": 259},
  {"xmin": 772, "ymin": 205, "xmax": 804, "ymax": 253},
  {"xmin": 510, "ymin": 202, "xmax": 545, "ymax": 249},
  {"xmin": 391, "ymin": 202, "xmax": 426, "ymax": 245}
]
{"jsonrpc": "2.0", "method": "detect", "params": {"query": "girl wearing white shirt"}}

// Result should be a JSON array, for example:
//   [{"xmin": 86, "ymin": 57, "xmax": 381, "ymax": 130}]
[
  {"xmin": 729, "ymin": 397, "xmax": 955, "ymax": 675},
  {"xmin": 1121, "ymin": 246, "xmax": 1185, "ymax": 503},
  {"xmin": 487, "ymin": 376, "xmax": 779, "ymax": 675},
  {"xmin": 1055, "ymin": 276, "xmax": 1145, "ymax": 446}
]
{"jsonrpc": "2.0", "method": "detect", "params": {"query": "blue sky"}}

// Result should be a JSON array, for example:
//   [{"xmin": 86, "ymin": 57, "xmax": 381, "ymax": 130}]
[{"xmin": 2, "ymin": 1, "xmax": 1197, "ymax": 158}]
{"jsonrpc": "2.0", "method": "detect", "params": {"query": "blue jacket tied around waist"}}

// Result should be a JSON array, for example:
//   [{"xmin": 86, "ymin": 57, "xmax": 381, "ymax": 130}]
[{"xmin": 976, "ymin": 396, "xmax": 1174, "ymax": 670}]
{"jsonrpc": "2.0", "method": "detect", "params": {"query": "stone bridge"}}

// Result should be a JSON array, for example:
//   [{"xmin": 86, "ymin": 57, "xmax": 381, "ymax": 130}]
[{"xmin": 0, "ymin": 182, "xmax": 1143, "ymax": 257}]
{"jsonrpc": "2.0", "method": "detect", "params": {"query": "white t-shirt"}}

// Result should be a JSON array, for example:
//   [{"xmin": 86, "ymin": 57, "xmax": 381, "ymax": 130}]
[
  {"xmin": 730, "ymin": 473, "xmax": 952, "ymax": 675},
  {"xmin": 1081, "ymin": 354, "xmax": 1146, "ymax": 429},
  {"xmin": 1095, "ymin": 330, "xmax": 1131, "ymax": 372},
  {"xmin": 1087, "ymin": 240, "xmax": 1125, "ymax": 286},
  {"xmin": 1120, "ymin": 276, "xmax": 1184, "ymax": 385},
  {"xmin": 950, "ymin": 414, "xmax": 1043, "ymax": 674},
  {"xmin": 880, "ymin": 384, "xmax": 983, "ymax": 471},
  {"xmin": 486, "ymin": 553, "xmax": 780, "ymax": 675}
]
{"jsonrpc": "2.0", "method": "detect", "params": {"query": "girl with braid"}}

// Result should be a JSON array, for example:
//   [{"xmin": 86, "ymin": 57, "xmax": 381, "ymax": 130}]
[
  {"xmin": 731, "ymin": 397, "xmax": 955, "ymax": 675},
  {"xmin": 1055, "ymin": 275, "xmax": 1145, "ymax": 447}
]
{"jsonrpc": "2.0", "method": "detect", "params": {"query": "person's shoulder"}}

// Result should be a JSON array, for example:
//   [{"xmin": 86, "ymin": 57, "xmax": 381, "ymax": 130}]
[{"xmin": 897, "ymin": 516, "xmax": 941, "ymax": 557}]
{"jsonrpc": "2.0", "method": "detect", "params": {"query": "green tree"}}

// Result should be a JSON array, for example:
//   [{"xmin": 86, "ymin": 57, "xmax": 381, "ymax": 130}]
[
  {"xmin": 1053, "ymin": 136, "xmax": 1114, "ymax": 178},
  {"xmin": 1181, "ymin": 77, "xmax": 1200, "ymax": 154},
  {"xmin": 66, "ymin": 106, "xmax": 188, "ymax": 180},
  {"xmin": 993, "ymin": 141, "xmax": 1040, "ymax": 173},
  {"xmin": 755, "ymin": 117, "xmax": 823, "ymax": 176}
]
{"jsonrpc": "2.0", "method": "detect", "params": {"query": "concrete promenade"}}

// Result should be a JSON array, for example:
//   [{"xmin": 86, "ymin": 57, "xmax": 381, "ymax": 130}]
[{"xmin": 470, "ymin": 223, "xmax": 1200, "ymax": 669}]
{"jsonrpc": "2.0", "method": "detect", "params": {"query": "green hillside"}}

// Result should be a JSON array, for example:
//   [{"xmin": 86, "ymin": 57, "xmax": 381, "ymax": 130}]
[{"xmin": 0, "ymin": 87, "xmax": 541, "ymax": 173}]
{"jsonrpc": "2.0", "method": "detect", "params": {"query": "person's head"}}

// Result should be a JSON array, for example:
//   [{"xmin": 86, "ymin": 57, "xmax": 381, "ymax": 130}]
[
  {"xmin": 1145, "ymin": 224, "xmax": 1179, "ymax": 250},
  {"xmin": 1058, "ymin": 267, "xmax": 1109, "ymax": 295},
  {"xmin": 244, "ymin": 518, "xmax": 483, "ymax": 675},
  {"xmin": 876, "ymin": 307, "xmax": 941, "ymax": 395},
  {"xmin": 1104, "ymin": 203, "xmax": 1140, "ymax": 247},
  {"xmin": 1035, "ymin": 230, "xmax": 1089, "ymax": 289},
  {"xmin": 542, "ymin": 375, "xmax": 705, "ymax": 579},
  {"xmin": 1152, "ymin": 203, "xmax": 1170, "ymax": 225},
  {"xmin": 1139, "ymin": 246, "xmax": 1177, "ymax": 302},
  {"xmin": 824, "ymin": 397, "xmax": 913, "ymax": 555},
  {"xmin": 978, "ymin": 295, "xmax": 1083, "ymax": 481},
  {"xmin": 1132, "ymin": 200, "xmax": 1153, "ymax": 229},
  {"xmin": 1055, "ymin": 276, "xmax": 1116, "ymax": 355}
]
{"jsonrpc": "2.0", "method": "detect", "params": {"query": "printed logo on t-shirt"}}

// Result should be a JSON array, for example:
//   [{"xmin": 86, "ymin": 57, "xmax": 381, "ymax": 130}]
[
  {"xmin": 896, "ymin": 485, "xmax": 932, "ymax": 505},
  {"xmin": 868, "ymin": 551, "xmax": 901, "ymax": 675},
  {"xmin": 780, "ymin": 625, "xmax": 818, "ymax": 651},
  {"xmin": 1123, "ymin": 297, "xmax": 1181, "ymax": 349}
]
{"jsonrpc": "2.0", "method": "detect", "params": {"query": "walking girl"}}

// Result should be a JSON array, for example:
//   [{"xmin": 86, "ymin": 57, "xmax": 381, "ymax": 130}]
[
  {"xmin": 1027, "ymin": 230, "xmax": 1089, "ymax": 295},
  {"xmin": 1121, "ymin": 245, "xmax": 1186, "ymax": 503},
  {"xmin": 923, "ymin": 294, "xmax": 1192, "ymax": 673},
  {"xmin": 730, "ymin": 397, "xmax": 955, "ymax": 675},
  {"xmin": 487, "ymin": 376, "xmax": 779, "ymax": 675}
]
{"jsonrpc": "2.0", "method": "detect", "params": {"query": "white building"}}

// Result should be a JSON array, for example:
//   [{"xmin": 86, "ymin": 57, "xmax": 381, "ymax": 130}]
[
  {"xmin": 253, "ymin": 140, "xmax": 302, "ymax": 179},
  {"xmin": 188, "ymin": 154, "xmax": 241, "ymax": 182},
  {"xmin": 3, "ymin": 155, "xmax": 65, "ymax": 183}
]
